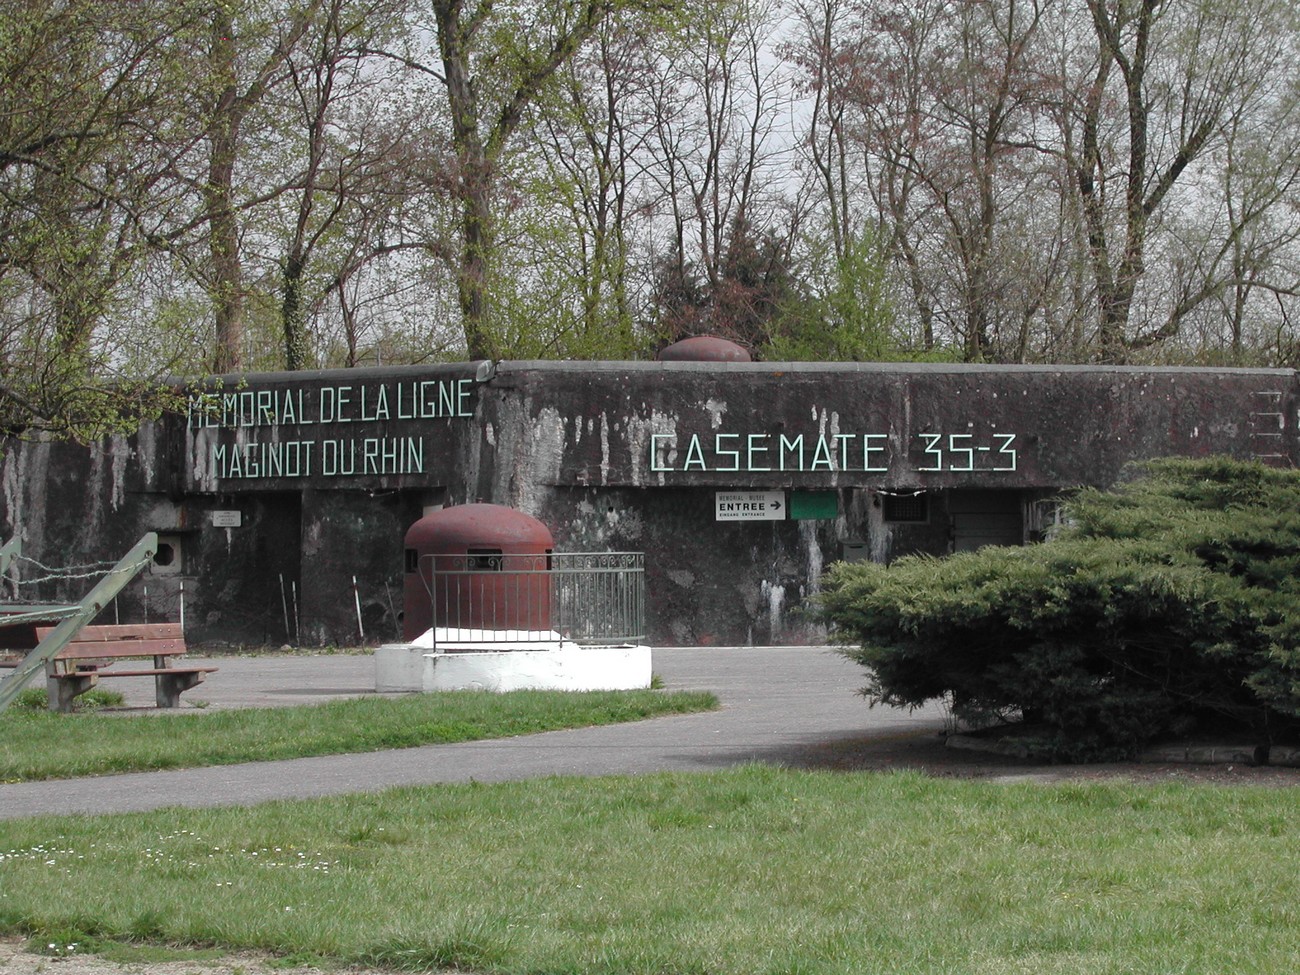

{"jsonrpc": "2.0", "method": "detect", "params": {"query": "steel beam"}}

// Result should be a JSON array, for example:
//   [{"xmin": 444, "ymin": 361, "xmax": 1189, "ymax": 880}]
[{"xmin": 0, "ymin": 532, "xmax": 159, "ymax": 712}]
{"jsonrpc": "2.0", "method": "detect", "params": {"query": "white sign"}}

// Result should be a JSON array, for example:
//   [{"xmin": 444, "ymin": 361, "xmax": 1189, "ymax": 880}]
[
  {"xmin": 715, "ymin": 490, "xmax": 786, "ymax": 521},
  {"xmin": 211, "ymin": 510, "xmax": 242, "ymax": 528}
]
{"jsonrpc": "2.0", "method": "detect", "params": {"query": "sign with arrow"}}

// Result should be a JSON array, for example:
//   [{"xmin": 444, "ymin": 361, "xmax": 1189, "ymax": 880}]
[{"xmin": 715, "ymin": 490, "xmax": 786, "ymax": 521}]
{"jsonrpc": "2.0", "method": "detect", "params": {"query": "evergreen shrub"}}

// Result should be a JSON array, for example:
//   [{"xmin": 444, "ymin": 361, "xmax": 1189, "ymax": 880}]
[{"xmin": 820, "ymin": 458, "xmax": 1300, "ymax": 760}]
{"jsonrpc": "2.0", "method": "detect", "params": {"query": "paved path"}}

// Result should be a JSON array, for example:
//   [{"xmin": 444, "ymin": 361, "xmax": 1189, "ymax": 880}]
[{"xmin": 0, "ymin": 647, "xmax": 947, "ymax": 820}]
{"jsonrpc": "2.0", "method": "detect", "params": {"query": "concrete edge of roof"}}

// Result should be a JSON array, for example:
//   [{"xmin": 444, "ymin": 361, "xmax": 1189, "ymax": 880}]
[{"xmin": 173, "ymin": 359, "xmax": 1299, "ymax": 386}]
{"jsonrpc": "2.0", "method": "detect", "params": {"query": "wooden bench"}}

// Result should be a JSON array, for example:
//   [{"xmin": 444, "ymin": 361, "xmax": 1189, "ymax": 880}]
[{"xmin": 35, "ymin": 623, "xmax": 217, "ymax": 712}]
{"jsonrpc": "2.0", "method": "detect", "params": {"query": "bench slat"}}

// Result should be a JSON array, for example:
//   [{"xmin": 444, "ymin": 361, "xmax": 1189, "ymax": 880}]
[
  {"xmin": 35, "ymin": 624, "xmax": 186, "ymax": 661},
  {"xmin": 51, "ymin": 667, "xmax": 216, "ymax": 678},
  {"xmin": 36, "ymin": 623, "xmax": 182, "ymax": 643},
  {"xmin": 51, "ymin": 640, "xmax": 185, "ymax": 660}
]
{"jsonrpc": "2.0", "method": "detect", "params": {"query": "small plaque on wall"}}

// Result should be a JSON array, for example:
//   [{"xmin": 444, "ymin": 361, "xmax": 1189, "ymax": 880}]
[{"xmin": 211, "ymin": 510, "xmax": 242, "ymax": 528}]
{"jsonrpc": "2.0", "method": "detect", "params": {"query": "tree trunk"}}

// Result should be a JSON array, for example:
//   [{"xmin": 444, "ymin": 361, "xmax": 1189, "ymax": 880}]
[
  {"xmin": 208, "ymin": 6, "xmax": 243, "ymax": 374},
  {"xmin": 282, "ymin": 250, "xmax": 309, "ymax": 370},
  {"xmin": 458, "ymin": 178, "xmax": 496, "ymax": 361}
]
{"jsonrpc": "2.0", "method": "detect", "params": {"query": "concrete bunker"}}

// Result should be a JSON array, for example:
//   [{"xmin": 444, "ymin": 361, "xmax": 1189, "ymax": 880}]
[{"xmin": 0, "ymin": 360, "xmax": 1292, "ymax": 649}]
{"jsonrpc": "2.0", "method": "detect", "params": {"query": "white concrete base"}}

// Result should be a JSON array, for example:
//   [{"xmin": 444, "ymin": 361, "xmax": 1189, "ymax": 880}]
[{"xmin": 375, "ymin": 639, "xmax": 652, "ymax": 693}]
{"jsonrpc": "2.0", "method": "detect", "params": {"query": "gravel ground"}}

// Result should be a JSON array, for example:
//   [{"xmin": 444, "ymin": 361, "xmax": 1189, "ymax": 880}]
[
  {"xmin": 785, "ymin": 726, "xmax": 1300, "ymax": 786},
  {"xmin": 0, "ymin": 937, "xmax": 345, "ymax": 975}
]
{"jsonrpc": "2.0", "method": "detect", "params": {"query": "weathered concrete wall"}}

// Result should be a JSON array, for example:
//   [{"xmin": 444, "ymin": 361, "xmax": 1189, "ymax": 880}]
[
  {"xmin": 478, "ymin": 362, "xmax": 1293, "ymax": 491},
  {"xmin": 175, "ymin": 362, "xmax": 1296, "ymax": 494},
  {"xmin": 1, "ymin": 361, "xmax": 1295, "ymax": 647}
]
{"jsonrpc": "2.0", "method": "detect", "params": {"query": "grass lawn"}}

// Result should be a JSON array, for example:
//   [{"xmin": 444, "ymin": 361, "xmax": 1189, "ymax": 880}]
[
  {"xmin": 1, "ymin": 766, "xmax": 1299, "ymax": 974},
  {"xmin": 0, "ymin": 688, "xmax": 718, "ymax": 782}
]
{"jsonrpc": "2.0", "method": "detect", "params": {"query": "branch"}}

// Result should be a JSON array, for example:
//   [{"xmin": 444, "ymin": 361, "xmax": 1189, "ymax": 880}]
[
  {"xmin": 0, "ymin": 382, "xmax": 52, "ymax": 425},
  {"xmin": 0, "ymin": 130, "xmax": 112, "ymax": 170},
  {"xmin": 353, "ymin": 45, "xmax": 446, "ymax": 82},
  {"xmin": 486, "ymin": 0, "xmax": 611, "ymax": 159}
]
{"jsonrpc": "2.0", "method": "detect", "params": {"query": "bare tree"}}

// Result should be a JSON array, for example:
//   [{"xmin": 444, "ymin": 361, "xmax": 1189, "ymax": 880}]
[
  {"xmin": 274, "ymin": 0, "xmax": 417, "ymax": 370},
  {"xmin": 0, "ymin": 0, "xmax": 206, "ymax": 437},
  {"xmin": 520, "ymin": 17, "xmax": 664, "ymax": 357},
  {"xmin": 1074, "ymin": 0, "xmax": 1298, "ymax": 361},
  {"xmin": 201, "ymin": 0, "xmax": 323, "ymax": 374},
  {"xmin": 782, "ymin": 0, "xmax": 1300, "ymax": 365},
  {"xmin": 413, "ymin": 0, "xmax": 681, "ymax": 360},
  {"xmin": 787, "ymin": 0, "xmax": 863, "ymax": 264},
  {"xmin": 643, "ymin": 0, "xmax": 800, "ymax": 349},
  {"xmin": 822, "ymin": 0, "xmax": 1062, "ymax": 360}
]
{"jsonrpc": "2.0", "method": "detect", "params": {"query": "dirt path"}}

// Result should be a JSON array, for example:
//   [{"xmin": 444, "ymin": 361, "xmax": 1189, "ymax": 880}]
[
  {"xmin": 0, "ymin": 937, "xmax": 343, "ymax": 975},
  {"xmin": 787, "ymin": 726, "xmax": 1300, "ymax": 786}
]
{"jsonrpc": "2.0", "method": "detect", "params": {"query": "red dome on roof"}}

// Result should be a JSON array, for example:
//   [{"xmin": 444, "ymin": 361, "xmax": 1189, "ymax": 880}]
[{"xmin": 656, "ymin": 336, "xmax": 752, "ymax": 362}]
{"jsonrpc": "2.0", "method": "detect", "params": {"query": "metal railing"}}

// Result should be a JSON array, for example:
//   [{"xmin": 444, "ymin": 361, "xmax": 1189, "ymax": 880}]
[{"xmin": 418, "ymin": 551, "xmax": 645, "ymax": 649}]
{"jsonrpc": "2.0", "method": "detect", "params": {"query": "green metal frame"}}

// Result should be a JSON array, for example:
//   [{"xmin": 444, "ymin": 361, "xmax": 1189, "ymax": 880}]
[{"xmin": 0, "ymin": 532, "xmax": 159, "ymax": 713}]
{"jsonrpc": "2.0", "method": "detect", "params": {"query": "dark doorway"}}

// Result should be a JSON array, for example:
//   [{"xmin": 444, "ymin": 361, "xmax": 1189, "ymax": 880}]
[{"xmin": 948, "ymin": 490, "xmax": 1024, "ymax": 552}]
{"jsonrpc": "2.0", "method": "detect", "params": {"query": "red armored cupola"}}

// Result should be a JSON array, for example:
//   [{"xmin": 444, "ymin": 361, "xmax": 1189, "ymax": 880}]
[{"xmin": 402, "ymin": 504, "xmax": 553, "ymax": 641}]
